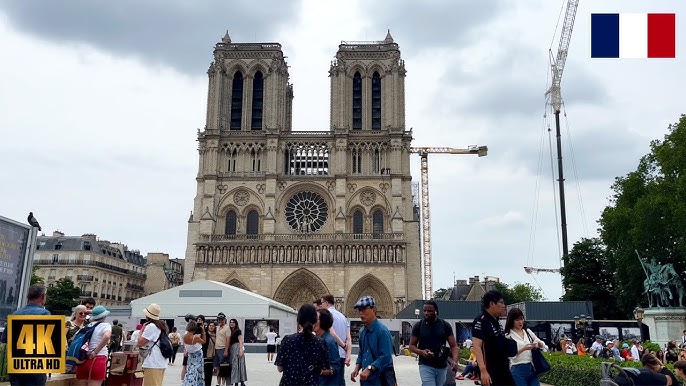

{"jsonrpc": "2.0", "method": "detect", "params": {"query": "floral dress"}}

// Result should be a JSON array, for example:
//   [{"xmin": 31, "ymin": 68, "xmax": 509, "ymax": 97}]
[{"xmin": 183, "ymin": 337, "xmax": 204, "ymax": 386}]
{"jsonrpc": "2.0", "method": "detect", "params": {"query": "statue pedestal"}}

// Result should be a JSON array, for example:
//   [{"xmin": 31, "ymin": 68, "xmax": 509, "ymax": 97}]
[{"xmin": 643, "ymin": 307, "xmax": 686, "ymax": 346}]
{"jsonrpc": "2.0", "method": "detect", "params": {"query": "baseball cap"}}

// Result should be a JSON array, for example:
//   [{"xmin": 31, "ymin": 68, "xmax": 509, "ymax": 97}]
[
  {"xmin": 622, "ymin": 343, "xmax": 629, "ymax": 348},
  {"xmin": 595, "ymin": 335, "xmax": 603, "ymax": 340},
  {"xmin": 606, "ymin": 341, "xmax": 613, "ymax": 346},
  {"xmin": 354, "ymin": 295, "xmax": 376, "ymax": 309},
  {"xmin": 217, "ymin": 312, "xmax": 226, "ymax": 319}
]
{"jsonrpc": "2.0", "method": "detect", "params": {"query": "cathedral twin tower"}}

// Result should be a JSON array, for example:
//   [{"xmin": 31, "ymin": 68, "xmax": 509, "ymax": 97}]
[{"xmin": 184, "ymin": 31, "xmax": 421, "ymax": 317}]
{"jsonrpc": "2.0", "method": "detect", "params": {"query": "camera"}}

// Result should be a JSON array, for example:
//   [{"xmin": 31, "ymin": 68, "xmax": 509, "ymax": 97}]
[{"xmin": 184, "ymin": 314, "xmax": 205, "ymax": 335}]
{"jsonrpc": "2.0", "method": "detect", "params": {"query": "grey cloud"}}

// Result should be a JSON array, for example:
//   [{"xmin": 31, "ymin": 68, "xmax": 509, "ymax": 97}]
[
  {"xmin": 0, "ymin": 0, "xmax": 300, "ymax": 75},
  {"xmin": 367, "ymin": 0, "xmax": 504, "ymax": 53}
]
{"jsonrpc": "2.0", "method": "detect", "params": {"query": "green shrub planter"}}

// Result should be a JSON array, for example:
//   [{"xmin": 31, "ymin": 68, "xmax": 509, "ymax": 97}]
[{"xmin": 458, "ymin": 349, "xmax": 666, "ymax": 386}]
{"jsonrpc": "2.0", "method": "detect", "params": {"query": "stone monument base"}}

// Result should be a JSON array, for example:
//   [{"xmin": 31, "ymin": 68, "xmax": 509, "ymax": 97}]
[{"xmin": 643, "ymin": 307, "xmax": 686, "ymax": 346}]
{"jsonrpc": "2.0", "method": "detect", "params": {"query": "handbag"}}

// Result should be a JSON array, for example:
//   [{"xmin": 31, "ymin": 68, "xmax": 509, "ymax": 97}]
[
  {"xmin": 526, "ymin": 330, "xmax": 551, "ymax": 375},
  {"xmin": 218, "ymin": 355, "xmax": 232, "ymax": 378}
]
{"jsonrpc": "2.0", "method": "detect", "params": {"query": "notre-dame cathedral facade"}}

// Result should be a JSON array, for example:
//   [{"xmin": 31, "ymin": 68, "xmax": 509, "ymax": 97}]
[{"xmin": 184, "ymin": 31, "xmax": 421, "ymax": 317}]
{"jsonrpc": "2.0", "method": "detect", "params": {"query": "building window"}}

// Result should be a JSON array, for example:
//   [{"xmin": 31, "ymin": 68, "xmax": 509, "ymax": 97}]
[
  {"xmin": 371, "ymin": 71, "xmax": 381, "ymax": 129},
  {"xmin": 83, "ymin": 241, "xmax": 91, "ymax": 251},
  {"xmin": 352, "ymin": 149, "xmax": 362, "ymax": 174},
  {"xmin": 251, "ymin": 71, "xmax": 263, "ymax": 130},
  {"xmin": 55, "ymin": 242, "xmax": 62, "ymax": 250},
  {"xmin": 228, "ymin": 148, "xmax": 237, "ymax": 172},
  {"xmin": 373, "ymin": 149, "xmax": 380, "ymax": 174},
  {"xmin": 225, "ymin": 210, "xmax": 237, "ymax": 236},
  {"xmin": 372, "ymin": 209, "xmax": 384, "ymax": 238},
  {"xmin": 230, "ymin": 71, "xmax": 243, "ymax": 130},
  {"xmin": 246, "ymin": 210, "xmax": 259, "ymax": 237},
  {"xmin": 251, "ymin": 149, "xmax": 261, "ymax": 172},
  {"xmin": 353, "ymin": 210, "xmax": 364, "ymax": 234},
  {"xmin": 352, "ymin": 72, "xmax": 362, "ymax": 130},
  {"xmin": 52, "ymin": 254, "xmax": 59, "ymax": 263}
]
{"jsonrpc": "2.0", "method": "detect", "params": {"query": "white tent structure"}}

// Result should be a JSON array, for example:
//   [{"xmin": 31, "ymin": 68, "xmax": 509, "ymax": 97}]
[{"xmin": 130, "ymin": 279, "xmax": 297, "ymax": 320}]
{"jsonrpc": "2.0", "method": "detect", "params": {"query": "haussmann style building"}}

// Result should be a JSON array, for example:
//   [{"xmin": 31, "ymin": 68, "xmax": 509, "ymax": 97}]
[{"xmin": 184, "ymin": 31, "xmax": 421, "ymax": 317}]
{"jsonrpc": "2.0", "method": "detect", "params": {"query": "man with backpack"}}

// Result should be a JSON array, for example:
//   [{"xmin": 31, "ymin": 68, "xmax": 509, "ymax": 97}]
[
  {"xmin": 1, "ymin": 284, "xmax": 50, "ymax": 386},
  {"xmin": 409, "ymin": 300, "xmax": 459, "ymax": 386},
  {"xmin": 109, "ymin": 319, "xmax": 123, "ymax": 353}
]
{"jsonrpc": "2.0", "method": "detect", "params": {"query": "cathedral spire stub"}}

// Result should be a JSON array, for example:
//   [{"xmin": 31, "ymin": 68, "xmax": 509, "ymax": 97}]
[
  {"xmin": 222, "ymin": 30, "xmax": 232, "ymax": 44},
  {"xmin": 384, "ymin": 29, "xmax": 394, "ymax": 44}
]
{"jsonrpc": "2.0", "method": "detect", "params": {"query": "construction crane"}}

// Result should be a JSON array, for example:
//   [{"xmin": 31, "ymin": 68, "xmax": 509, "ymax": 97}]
[
  {"xmin": 410, "ymin": 146, "xmax": 488, "ymax": 300},
  {"xmin": 524, "ymin": 266, "xmax": 561, "ymax": 274},
  {"xmin": 545, "ymin": 0, "xmax": 580, "ymax": 261},
  {"xmin": 527, "ymin": 0, "xmax": 581, "ymax": 277}
]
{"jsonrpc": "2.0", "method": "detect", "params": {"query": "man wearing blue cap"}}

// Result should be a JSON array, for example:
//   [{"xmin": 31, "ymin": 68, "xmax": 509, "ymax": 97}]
[{"xmin": 350, "ymin": 295, "xmax": 395, "ymax": 385}]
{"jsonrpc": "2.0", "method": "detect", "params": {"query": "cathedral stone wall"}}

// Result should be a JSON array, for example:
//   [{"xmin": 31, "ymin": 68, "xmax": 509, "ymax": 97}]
[{"xmin": 184, "ymin": 32, "xmax": 420, "ymax": 316}]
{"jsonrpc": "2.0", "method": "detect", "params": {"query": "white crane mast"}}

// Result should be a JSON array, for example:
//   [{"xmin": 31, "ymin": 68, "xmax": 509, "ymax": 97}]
[{"xmin": 548, "ymin": 0, "xmax": 580, "ymax": 113}]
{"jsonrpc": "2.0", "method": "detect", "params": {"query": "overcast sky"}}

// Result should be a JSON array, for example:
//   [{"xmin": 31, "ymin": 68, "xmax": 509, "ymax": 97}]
[{"xmin": 1, "ymin": 0, "xmax": 683, "ymax": 303}]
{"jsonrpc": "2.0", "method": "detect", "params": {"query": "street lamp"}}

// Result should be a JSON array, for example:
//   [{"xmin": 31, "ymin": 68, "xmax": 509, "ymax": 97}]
[
  {"xmin": 634, "ymin": 306, "xmax": 644, "ymax": 342},
  {"xmin": 574, "ymin": 314, "xmax": 592, "ymax": 345}
]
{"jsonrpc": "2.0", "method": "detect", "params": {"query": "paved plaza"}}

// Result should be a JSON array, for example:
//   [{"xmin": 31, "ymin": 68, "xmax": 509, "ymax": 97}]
[{"xmin": 160, "ymin": 352, "xmax": 485, "ymax": 385}]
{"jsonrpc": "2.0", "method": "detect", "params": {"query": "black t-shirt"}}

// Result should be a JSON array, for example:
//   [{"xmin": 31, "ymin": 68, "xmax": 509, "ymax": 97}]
[
  {"xmin": 230, "ymin": 329, "xmax": 242, "ymax": 346},
  {"xmin": 660, "ymin": 367, "xmax": 680, "ymax": 386},
  {"xmin": 615, "ymin": 368, "xmax": 667, "ymax": 386},
  {"xmin": 411, "ymin": 317, "xmax": 453, "ymax": 368},
  {"xmin": 472, "ymin": 311, "xmax": 513, "ymax": 385}
]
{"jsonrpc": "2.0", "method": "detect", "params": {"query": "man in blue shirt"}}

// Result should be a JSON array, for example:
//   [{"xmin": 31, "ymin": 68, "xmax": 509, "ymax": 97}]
[
  {"xmin": 1, "ymin": 284, "xmax": 51, "ymax": 386},
  {"xmin": 351, "ymin": 296, "xmax": 395, "ymax": 386}
]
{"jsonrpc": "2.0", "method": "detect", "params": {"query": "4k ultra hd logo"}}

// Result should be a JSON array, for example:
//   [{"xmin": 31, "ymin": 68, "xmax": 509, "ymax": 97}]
[{"xmin": 7, "ymin": 315, "xmax": 66, "ymax": 373}]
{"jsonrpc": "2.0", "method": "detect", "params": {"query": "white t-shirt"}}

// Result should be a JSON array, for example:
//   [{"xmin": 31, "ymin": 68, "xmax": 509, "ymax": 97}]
[
  {"xmin": 141, "ymin": 323, "xmax": 167, "ymax": 369},
  {"xmin": 266, "ymin": 332, "xmax": 277, "ymax": 345},
  {"xmin": 88, "ymin": 322, "xmax": 112, "ymax": 356},
  {"xmin": 328, "ymin": 306, "xmax": 349, "ymax": 358},
  {"xmin": 131, "ymin": 330, "xmax": 140, "ymax": 343},
  {"xmin": 463, "ymin": 338, "xmax": 473, "ymax": 348}
]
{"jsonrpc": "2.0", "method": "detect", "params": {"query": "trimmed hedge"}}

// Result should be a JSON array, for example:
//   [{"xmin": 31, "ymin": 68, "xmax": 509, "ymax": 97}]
[{"xmin": 459, "ymin": 348, "xmax": 654, "ymax": 386}]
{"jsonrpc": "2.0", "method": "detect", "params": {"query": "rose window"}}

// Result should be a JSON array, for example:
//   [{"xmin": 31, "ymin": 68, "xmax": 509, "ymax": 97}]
[{"xmin": 285, "ymin": 191, "xmax": 328, "ymax": 233}]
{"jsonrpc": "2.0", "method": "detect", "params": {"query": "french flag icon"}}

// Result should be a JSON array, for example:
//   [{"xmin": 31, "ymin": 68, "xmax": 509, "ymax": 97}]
[{"xmin": 591, "ymin": 13, "xmax": 676, "ymax": 58}]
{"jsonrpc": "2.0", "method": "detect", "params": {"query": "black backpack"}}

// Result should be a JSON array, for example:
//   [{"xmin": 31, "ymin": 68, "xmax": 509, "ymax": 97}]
[{"xmin": 156, "ymin": 331, "xmax": 174, "ymax": 359}]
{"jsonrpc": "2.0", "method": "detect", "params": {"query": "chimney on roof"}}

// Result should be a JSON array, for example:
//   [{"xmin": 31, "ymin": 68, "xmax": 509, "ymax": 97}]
[
  {"xmin": 469, "ymin": 276, "xmax": 480, "ymax": 285},
  {"xmin": 53, "ymin": 230, "xmax": 64, "ymax": 237}
]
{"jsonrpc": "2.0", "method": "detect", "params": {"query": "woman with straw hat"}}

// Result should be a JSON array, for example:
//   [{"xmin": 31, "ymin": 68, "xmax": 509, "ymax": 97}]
[
  {"xmin": 75, "ymin": 305, "xmax": 111, "ymax": 386},
  {"xmin": 137, "ymin": 303, "xmax": 169, "ymax": 386}
]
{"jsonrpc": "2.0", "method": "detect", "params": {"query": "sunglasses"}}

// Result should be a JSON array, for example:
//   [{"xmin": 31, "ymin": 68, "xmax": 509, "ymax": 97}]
[{"xmin": 78, "ymin": 312, "xmax": 86, "ymax": 316}]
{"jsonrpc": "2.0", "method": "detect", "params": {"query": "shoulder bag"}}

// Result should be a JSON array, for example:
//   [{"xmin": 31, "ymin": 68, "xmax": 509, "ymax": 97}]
[{"xmin": 526, "ymin": 330, "xmax": 551, "ymax": 375}]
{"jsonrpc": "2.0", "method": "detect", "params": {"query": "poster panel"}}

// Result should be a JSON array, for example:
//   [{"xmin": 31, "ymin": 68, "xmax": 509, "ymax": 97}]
[
  {"xmin": 244, "ymin": 319, "xmax": 280, "ymax": 343},
  {"xmin": 0, "ymin": 216, "xmax": 34, "ymax": 327}
]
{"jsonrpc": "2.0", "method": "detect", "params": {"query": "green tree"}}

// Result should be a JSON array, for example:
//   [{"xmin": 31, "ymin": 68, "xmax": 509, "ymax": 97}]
[
  {"xmin": 45, "ymin": 277, "xmax": 81, "ymax": 316},
  {"xmin": 599, "ymin": 115, "xmax": 686, "ymax": 315},
  {"xmin": 432, "ymin": 288, "xmax": 448, "ymax": 299},
  {"xmin": 560, "ymin": 238, "xmax": 624, "ymax": 319},
  {"xmin": 495, "ymin": 282, "xmax": 545, "ymax": 304},
  {"xmin": 30, "ymin": 264, "xmax": 44, "ymax": 285}
]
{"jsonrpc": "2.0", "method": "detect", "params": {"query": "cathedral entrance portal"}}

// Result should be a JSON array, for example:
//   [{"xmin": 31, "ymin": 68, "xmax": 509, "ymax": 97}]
[
  {"xmin": 273, "ymin": 268, "xmax": 330, "ymax": 310},
  {"xmin": 345, "ymin": 274, "xmax": 393, "ymax": 318}
]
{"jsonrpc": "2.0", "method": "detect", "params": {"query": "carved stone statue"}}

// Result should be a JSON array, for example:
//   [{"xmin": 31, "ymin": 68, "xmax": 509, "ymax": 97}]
[{"xmin": 638, "ymin": 251, "xmax": 685, "ymax": 307}]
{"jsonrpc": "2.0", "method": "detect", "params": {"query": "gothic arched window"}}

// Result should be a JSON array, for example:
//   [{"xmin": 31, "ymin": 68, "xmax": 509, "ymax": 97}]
[
  {"xmin": 372, "ymin": 209, "xmax": 384, "ymax": 238},
  {"xmin": 225, "ymin": 210, "xmax": 237, "ymax": 236},
  {"xmin": 251, "ymin": 149, "xmax": 261, "ymax": 172},
  {"xmin": 371, "ymin": 71, "xmax": 381, "ymax": 130},
  {"xmin": 353, "ymin": 210, "xmax": 364, "ymax": 234},
  {"xmin": 352, "ymin": 72, "xmax": 362, "ymax": 130},
  {"xmin": 246, "ymin": 210, "xmax": 259, "ymax": 237},
  {"xmin": 251, "ymin": 71, "xmax": 263, "ymax": 130},
  {"xmin": 230, "ymin": 71, "xmax": 243, "ymax": 130}
]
